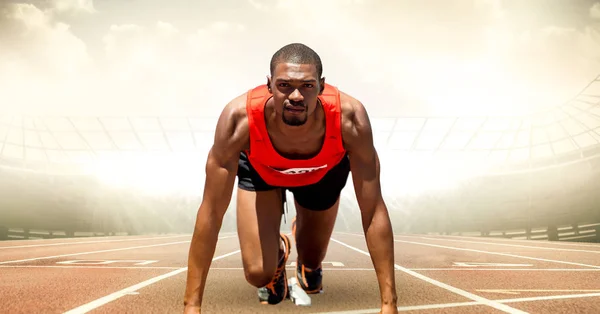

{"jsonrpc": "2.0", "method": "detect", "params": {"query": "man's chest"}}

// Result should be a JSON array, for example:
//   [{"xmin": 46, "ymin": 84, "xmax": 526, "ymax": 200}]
[{"xmin": 266, "ymin": 129, "xmax": 326, "ymax": 160}]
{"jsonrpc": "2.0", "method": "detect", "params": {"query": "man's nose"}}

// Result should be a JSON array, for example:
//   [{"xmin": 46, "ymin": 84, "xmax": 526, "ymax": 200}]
[{"xmin": 289, "ymin": 89, "xmax": 303, "ymax": 102}]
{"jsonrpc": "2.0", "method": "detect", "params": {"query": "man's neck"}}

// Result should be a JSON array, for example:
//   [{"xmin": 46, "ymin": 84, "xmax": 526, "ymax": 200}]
[{"xmin": 271, "ymin": 100, "xmax": 324, "ymax": 137}]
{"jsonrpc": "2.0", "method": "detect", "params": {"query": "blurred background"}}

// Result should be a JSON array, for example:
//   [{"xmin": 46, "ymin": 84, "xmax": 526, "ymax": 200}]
[{"xmin": 1, "ymin": 0, "xmax": 600, "ymax": 242}]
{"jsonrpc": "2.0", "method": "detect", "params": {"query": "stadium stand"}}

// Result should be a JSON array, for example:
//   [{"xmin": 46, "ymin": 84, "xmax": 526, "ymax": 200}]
[{"xmin": 1, "ymin": 76, "xmax": 599, "ymax": 242}]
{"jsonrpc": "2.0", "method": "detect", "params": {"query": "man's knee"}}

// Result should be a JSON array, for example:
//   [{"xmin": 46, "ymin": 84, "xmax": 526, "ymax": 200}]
[{"xmin": 243, "ymin": 262, "xmax": 276, "ymax": 287}]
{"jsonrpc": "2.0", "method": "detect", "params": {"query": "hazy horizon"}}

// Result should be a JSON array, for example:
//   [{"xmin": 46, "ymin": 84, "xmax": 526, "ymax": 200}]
[{"xmin": 1, "ymin": 0, "xmax": 600, "ymax": 118}]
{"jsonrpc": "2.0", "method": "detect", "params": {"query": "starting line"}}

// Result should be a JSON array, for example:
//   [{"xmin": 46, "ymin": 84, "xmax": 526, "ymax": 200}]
[
  {"xmin": 57, "ymin": 260, "xmax": 158, "ymax": 266},
  {"xmin": 51, "ymin": 260, "xmax": 544, "ymax": 268},
  {"xmin": 477, "ymin": 289, "xmax": 600, "ymax": 295},
  {"xmin": 453, "ymin": 262, "xmax": 534, "ymax": 267},
  {"xmin": 52, "ymin": 259, "xmax": 346, "ymax": 267},
  {"xmin": 314, "ymin": 291, "xmax": 600, "ymax": 313},
  {"xmin": 289, "ymin": 261, "xmax": 345, "ymax": 267}
]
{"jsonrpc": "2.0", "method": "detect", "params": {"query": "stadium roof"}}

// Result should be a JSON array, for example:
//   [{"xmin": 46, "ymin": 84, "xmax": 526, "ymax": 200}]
[{"xmin": 1, "ymin": 75, "xmax": 600, "ymax": 175}]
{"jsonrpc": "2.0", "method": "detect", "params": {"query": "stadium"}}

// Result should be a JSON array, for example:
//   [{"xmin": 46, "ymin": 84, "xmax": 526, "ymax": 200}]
[
  {"xmin": 1, "ymin": 74, "xmax": 599, "ymax": 243},
  {"xmin": 3, "ymin": 2, "xmax": 600, "ymax": 312}
]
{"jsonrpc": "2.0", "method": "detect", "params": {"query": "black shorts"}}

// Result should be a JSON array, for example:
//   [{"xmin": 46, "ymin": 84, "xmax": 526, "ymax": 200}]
[{"xmin": 237, "ymin": 151, "xmax": 350, "ymax": 211}]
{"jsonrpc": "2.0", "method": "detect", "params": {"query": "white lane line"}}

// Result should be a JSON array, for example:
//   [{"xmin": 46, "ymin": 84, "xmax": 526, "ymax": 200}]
[
  {"xmin": 0, "ymin": 241, "xmax": 189, "ymax": 264},
  {"xmin": 312, "ymin": 291, "xmax": 600, "ymax": 313},
  {"xmin": 329, "ymin": 238, "xmax": 527, "ymax": 314},
  {"xmin": 500, "ymin": 291, "xmax": 600, "ymax": 303},
  {"xmin": 311, "ymin": 300, "xmax": 481, "ymax": 313},
  {"xmin": 335, "ymin": 232, "xmax": 600, "ymax": 269},
  {"xmin": 477, "ymin": 289, "xmax": 600, "ymax": 295},
  {"xmin": 0, "ymin": 235, "xmax": 236, "ymax": 265},
  {"xmin": 215, "ymin": 267, "xmax": 378, "ymax": 271},
  {"xmin": 399, "ymin": 235, "xmax": 600, "ymax": 254},
  {"xmin": 0, "ymin": 266, "xmax": 376, "ymax": 271},
  {"xmin": 334, "ymin": 232, "xmax": 600, "ymax": 249},
  {"xmin": 410, "ymin": 268, "xmax": 600, "ymax": 271},
  {"xmin": 394, "ymin": 239, "xmax": 600, "ymax": 269},
  {"xmin": 418, "ymin": 233, "xmax": 600, "ymax": 249},
  {"xmin": 0, "ymin": 235, "xmax": 194, "ymax": 250},
  {"xmin": 0, "ymin": 265, "xmax": 183, "ymax": 270},
  {"xmin": 4, "ymin": 265, "xmax": 598, "ymax": 272},
  {"xmin": 62, "ymin": 249, "xmax": 241, "ymax": 314}
]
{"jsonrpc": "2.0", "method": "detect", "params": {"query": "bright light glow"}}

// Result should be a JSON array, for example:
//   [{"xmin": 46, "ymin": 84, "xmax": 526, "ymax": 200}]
[
  {"xmin": 85, "ymin": 152, "xmax": 206, "ymax": 196},
  {"xmin": 373, "ymin": 149, "xmax": 494, "ymax": 197},
  {"xmin": 402, "ymin": 58, "xmax": 537, "ymax": 116},
  {"xmin": 76, "ymin": 145, "xmax": 499, "ymax": 198}
]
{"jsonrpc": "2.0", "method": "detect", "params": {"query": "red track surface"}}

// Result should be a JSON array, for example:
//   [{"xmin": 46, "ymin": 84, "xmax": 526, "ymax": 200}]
[{"xmin": 2, "ymin": 232, "xmax": 600, "ymax": 313}]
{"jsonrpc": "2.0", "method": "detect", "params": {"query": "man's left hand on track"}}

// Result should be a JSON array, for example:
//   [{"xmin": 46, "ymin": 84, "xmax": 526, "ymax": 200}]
[{"xmin": 380, "ymin": 303, "xmax": 399, "ymax": 314}]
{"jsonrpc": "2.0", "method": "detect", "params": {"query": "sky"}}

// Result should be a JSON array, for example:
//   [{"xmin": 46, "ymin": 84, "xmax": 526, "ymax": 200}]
[{"xmin": 1, "ymin": 0, "xmax": 600, "ymax": 118}]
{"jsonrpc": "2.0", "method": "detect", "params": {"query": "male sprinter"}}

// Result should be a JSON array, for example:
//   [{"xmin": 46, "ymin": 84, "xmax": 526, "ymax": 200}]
[{"xmin": 184, "ymin": 43, "xmax": 398, "ymax": 314}]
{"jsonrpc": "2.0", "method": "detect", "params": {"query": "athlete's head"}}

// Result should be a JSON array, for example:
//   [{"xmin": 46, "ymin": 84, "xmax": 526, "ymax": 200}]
[{"xmin": 267, "ymin": 43, "xmax": 325, "ymax": 127}]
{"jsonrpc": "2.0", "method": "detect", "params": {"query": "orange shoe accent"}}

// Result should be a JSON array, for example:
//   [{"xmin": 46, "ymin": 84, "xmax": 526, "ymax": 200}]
[
  {"xmin": 262, "ymin": 233, "xmax": 290, "ymax": 299},
  {"xmin": 295, "ymin": 260, "xmax": 323, "ymax": 294},
  {"xmin": 300, "ymin": 264, "xmax": 309, "ymax": 288}
]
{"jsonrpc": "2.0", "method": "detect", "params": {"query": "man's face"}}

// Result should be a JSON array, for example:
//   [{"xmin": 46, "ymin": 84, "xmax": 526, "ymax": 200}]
[{"xmin": 268, "ymin": 63, "xmax": 324, "ymax": 126}]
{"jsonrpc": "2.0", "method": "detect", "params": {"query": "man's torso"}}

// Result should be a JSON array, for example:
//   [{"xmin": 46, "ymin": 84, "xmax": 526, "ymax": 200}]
[{"xmin": 241, "ymin": 83, "xmax": 349, "ymax": 187}]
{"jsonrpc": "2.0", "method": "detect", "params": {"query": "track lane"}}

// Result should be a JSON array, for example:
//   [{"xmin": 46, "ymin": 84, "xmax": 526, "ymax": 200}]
[
  {"xmin": 493, "ymin": 293, "xmax": 600, "ymax": 313},
  {"xmin": 332, "ymin": 232, "xmax": 600, "ymax": 313},
  {"xmin": 394, "ymin": 235, "xmax": 600, "ymax": 267},
  {"xmin": 24, "ymin": 235, "xmax": 237, "ymax": 268},
  {"xmin": 87, "ymin": 232, "xmax": 475, "ymax": 314},
  {"xmin": 334, "ymin": 233, "xmax": 590, "ymax": 270},
  {"xmin": 411, "ymin": 235, "xmax": 600, "ymax": 252},
  {"xmin": 1, "ymin": 264, "xmax": 173, "ymax": 314},
  {"xmin": 414, "ymin": 234, "xmax": 600, "ymax": 249},
  {"xmin": 0, "ymin": 235, "xmax": 238, "ymax": 314},
  {"xmin": 0, "ymin": 235, "xmax": 196, "ymax": 263},
  {"xmin": 330, "ymin": 235, "xmax": 527, "ymax": 314},
  {"xmin": 0, "ymin": 234, "xmax": 199, "ymax": 249},
  {"xmin": 3, "ymin": 232, "xmax": 600, "ymax": 313}
]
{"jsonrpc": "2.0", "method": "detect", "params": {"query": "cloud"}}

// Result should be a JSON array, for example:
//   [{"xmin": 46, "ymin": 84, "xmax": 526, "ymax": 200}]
[
  {"xmin": 1, "ymin": 0, "xmax": 600, "ymax": 118},
  {"xmin": 0, "ymin": 3, "xmax": 92, "ymax": 115},
  {"xmin": 94, "ymin": 20, "xmax": 251, "ymax": 116},
  {"xmin": 247, "ymin": 0, "xmax": 267, "ymax": 10},
  {"xmin": 50, "ymin": 0, "xmax": 96, "ymax": 15},
  {"xmin": 233, "ymin": 0, "xmax": 600, "ymax": 116},
  {"xmin": 0, "ymin": 0, "xmax": 252, "ymax": 117},
  {"xmin": 591, "ymin": 2, "xmax": 600, "ymax": 19}
]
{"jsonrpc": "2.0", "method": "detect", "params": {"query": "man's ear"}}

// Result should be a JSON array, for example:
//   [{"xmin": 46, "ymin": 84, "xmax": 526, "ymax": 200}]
[
  {"xmin": 319, "ymin": 77, "xmax": 326, "ymax": 94},
  {"xmin": 266, "ymin": 75, "xmax": 272, "ymax": 93}
]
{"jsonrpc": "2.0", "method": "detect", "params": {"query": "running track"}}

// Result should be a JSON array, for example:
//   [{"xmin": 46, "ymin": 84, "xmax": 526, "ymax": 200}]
[{"xmin": 2, "ymin": 232, "xmax": 600, "ymax": 313}]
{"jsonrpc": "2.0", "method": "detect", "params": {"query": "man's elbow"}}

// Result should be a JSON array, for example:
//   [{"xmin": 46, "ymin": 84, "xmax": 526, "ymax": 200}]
[
  {"xmin": 192, "ymin": 201, "xmax": 226, "ymax": 238},
  {"xmin": 360, "ymin": 199, "xmax": 389, "ymax": 228}
]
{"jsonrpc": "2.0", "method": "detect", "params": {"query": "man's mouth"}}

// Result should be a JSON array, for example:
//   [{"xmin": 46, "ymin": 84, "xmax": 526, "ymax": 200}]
[
  {"xmin": 285, "ymin": 102, "xmax": 305, "ymax": 113},
  {"xmin": 285, "ymin": 106, "xmax": 305, "ymax": 113}
]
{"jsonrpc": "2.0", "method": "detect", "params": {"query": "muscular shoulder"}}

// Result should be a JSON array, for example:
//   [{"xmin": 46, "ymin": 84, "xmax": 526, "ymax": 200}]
[
  {"xmin": 339, "ymin": 91, "xmax": 373, "ymax": 152},
  {"xmin": 212, "ymin": 92, "xmax": 250, "ymax": 160}
]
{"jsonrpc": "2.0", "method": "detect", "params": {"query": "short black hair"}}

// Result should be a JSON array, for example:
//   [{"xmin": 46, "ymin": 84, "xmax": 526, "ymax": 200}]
[{"xmin": 270, "ymin": 43, "xmax": 323, "ymax": 78}]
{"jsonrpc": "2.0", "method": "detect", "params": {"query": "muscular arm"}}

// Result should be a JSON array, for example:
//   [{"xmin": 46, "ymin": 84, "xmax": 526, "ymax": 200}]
[
  {"xmin": 183, "ymin": 97, "xmax": 248, "ymax": 310},
  {"xmin": 342, "ymin": 96, "xmax": 398, "ymax": 308}
]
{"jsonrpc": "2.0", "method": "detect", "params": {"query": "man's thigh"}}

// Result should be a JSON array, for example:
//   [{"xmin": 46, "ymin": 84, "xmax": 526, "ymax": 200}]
[
  {"xmin": 236, "ymin": 188, "xmax": 284, "ymax": 277},
  {"xmin": 290, "ymin": 154, "xmax": 350, "ymax": 267},
  {"xmin": 235, "ymin": 151, "xmax": 285, "ymax": 281}
]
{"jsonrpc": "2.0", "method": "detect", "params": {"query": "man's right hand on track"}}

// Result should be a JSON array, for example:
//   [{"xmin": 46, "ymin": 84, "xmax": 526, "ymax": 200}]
[
  {"xmin": 183, "ymin": 304, "xmax": 201, "ymax": 314},
  {"xmin": 380, "ymin": 303, "xmax": 399, "ymax": 314}
]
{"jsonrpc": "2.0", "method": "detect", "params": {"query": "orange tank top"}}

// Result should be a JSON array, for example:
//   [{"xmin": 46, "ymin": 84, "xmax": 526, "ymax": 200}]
[{"xmin": 244, "ymin": 83, "xmax": 347, "ymax": 187}]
